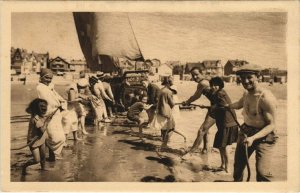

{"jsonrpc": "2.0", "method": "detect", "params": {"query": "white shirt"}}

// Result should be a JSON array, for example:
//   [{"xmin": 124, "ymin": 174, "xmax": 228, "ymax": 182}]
[{"xmin": 36, "ymin": 82, "xmax": 65, "ymax": 114}]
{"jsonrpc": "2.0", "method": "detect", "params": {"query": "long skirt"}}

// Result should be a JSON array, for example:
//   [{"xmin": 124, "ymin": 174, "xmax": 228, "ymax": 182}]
[
  {"xmin": 61, "ymin": 108, "xmax": 78, "ymax": 135},
  {"xmin": 90, "ymin": 97, "xmax": 105, "ymax": 121},
  {"xmin": 46, "ymin": 110, "xmax": 66, "ymax": 155},
  {"xmin": 150, "ymin": 113, "xmax": 175, "ymax": 131}
]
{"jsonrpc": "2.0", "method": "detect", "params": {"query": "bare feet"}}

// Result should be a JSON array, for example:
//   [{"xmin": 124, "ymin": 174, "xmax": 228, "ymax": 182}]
[
  {"xmin": 55, "ymin": 154, "xmax": 63, "ymax": 160},
  {"xmin": 75, "ymin": 137, "xmax": 83, "ymax": 141},
  {"xmin": 82, "ymin": 130, "xmax": 89, "ymax": 135},
  {"xmin": 201, "ymin": 148, "xmax": 208, "ymax": 154},
  {"xmin": 103, "ymin": 118, "xmax": 112, "ymax": 123}
]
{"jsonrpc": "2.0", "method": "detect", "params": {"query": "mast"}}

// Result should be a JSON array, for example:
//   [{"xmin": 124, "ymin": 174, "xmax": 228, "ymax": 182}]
[{"xmin": 127, "ymin": 13, "xmax": 144, "ymax": 70}]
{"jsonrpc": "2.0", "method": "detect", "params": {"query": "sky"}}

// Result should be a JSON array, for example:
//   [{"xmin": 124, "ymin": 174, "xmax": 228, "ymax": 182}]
[{"xmin": 12, "ymin": 12, "xmax": 287, "ymax": 69}]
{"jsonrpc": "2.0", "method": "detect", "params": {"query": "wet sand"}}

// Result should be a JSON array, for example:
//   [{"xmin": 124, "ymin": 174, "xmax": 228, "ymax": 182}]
[{"xmin": 10, "ymin": 81, "xmax": 287, "ymax": 182}]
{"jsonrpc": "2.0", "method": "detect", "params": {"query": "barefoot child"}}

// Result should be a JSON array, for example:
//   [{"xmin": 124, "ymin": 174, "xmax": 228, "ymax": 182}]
[
  {"xmin": 127, "ymin": 95, "xmax": 152, "ymax": 140},
  {"xmin": 209, "ymin": 77, "xmax": 238, "ymax": 173},
  {"xmin": 22, "ymin": 98, "xmax": 49, "ymax": 174}
]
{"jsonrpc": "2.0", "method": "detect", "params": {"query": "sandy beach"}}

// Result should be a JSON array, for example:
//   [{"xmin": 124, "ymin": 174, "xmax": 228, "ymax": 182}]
[{"xmin": 10, "ymin": 79, "xmax": 287, "ymax": 182}]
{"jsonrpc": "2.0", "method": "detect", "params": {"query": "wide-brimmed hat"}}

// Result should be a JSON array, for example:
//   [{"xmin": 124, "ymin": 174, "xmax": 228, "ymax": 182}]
[
  {"xmin": 77, "ymin": 78, "xmax": 89, "ymax": 88},
  {"xmin": 96, "ymin": 71, "xmax": 104, "ymax": 78},
  {"xmin": 236, "ymin": 63, "xmax": 262, "ymax": 75},
  {"xmin": 89, "ymin": 76, "xmax": 99, "ymax": 86}
]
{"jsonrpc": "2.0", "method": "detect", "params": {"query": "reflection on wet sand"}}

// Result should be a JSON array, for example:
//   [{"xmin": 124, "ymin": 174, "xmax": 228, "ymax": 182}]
[{"xmin": 10, "ymin": 83, "xmax": 287, "ymax": 182}]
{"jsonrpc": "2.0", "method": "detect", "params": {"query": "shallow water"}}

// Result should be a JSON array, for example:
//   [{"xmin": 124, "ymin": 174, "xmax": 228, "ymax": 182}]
[{"xmin": 10, "ymin": 82, "xmax": 287, "ymax": 182}]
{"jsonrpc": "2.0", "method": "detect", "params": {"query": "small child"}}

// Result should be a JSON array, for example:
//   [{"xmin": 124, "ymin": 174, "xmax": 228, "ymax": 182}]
[
  {"xmin": 131, "ymin": 89, "xmax": 144, "ymax": 106},
  {"xmin": 22, "ymin": 98, "xmax": 49, "ymax": 174},
  {"xmin": 209, "ymin": 77, "xmax": 239, "ymax": 173},
  {"xmin": 127, "ymin": 95, "xmax": 152, "ymax": 141}
]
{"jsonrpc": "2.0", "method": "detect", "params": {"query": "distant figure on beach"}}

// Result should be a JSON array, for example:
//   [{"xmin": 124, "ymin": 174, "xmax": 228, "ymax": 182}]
[
  {"xmin": 23, "ymin": 74, "xmax": 27, "ymax": 85},
  {"xmin": 269, "ymin": 78, "xmax": 274, "ymax": 86},
  {"xmin": 228, "ymin": 63, "xmax": 277, "ymax": 181},
  {"xmin": 208, "ymin": 77, "xmax": 238, "ymax": 173},
  {"xmin": 36, "ymin": 68, "xmax": 66, "ymax": 161},
  {"xmin": 182, "ymin": 67, "xmax": 215, "ymax": 154},
  {"xmin": 127, "ymin": 95, "xmax": 152, "ymax": 141},
  {"xmin": 22, "ymin": 98, "xmax": 48, "ymax": 174}
]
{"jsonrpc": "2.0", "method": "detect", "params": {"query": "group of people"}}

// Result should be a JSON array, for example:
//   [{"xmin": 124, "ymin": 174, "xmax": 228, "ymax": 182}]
[
  {"xmin": 126, "ymin": 75, "xmax": 181, "ymax": 149},
  {"xmin": 22, "ymin": 62, "xmax": 278, "ymax": 182},
  {"xmin": 181, "ymin": 64, "xmax": 277, "ymax": 181},
  {"xmin": 22, "ymin": 69, "xmax": 115, "ymax": 174},
  {"xmin": 127, "ymin": 63, "xmax": 278, "ymax": 181}
]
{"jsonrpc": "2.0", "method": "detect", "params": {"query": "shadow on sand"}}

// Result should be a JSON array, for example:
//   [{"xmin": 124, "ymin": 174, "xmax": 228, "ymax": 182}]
[
  {"xmin": 141, "ymin": 175, "xmax": 175, "ymax": 182},
  {"xmin": 119, "ymin": 139, "xmax": 157, "ymax": 152},
  {"xmin": 113, "ymin": 129, "xmax": 162, "ymax": 142}
]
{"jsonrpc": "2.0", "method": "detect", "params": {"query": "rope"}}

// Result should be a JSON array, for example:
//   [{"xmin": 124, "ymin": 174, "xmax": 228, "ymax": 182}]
[
  {"xmin": 11, "ymin": 108, "xmax": 59, "ymax": 150},
  {"xmin": 180, "ymin": 103, "xmax": 251, "ymax": 181},
  {"xmin": 243, "ymin": 134, "xmax": 251, "ymax": 182}
]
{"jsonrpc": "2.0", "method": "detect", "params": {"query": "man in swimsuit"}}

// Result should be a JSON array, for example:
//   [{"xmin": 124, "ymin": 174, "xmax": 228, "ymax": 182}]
[
  {"xmin": 229, "ymin": 63, "xmax": 277, "ymax": 181},
  {"xmin": 182, "ymin": 67, "xmax": 215, "ymax": 154}
]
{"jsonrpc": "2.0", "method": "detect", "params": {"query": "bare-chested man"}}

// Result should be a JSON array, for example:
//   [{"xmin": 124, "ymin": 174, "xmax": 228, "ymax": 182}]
[
  {"xmin": 182, "ymin": 67, "xmax": 215, "ymax": 154},
  {"xmin": 229, "ymin": 63, "xmax": 277, "ymax": 181}
]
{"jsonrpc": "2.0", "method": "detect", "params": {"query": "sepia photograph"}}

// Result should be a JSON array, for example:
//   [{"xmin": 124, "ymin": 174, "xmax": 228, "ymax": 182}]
[{"xmin": 1, "ymin": 1, "xmax": 299, "ymax": 192}]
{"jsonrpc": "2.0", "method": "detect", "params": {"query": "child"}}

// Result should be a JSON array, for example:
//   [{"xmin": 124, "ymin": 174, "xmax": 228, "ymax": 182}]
[
  {"xmin": 209, "ymin": 77, "xmax": 238, "ymax": 173},
  {"xmin": 22, "ymin": 98, "xmax": 49, "ymax": 174},
  {"xmin": 127, "ymin": 95, "xmax": 152, "ymax": 141},
  {"xmin": 131, "ymin": 89, "xmax": 144, "ymax": 106}
]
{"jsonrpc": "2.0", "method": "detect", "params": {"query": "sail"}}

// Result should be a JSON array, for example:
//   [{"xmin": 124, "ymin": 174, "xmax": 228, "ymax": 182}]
[{"xmin": 73, "ymin": 12, "xmax": 144, "ymax": 72}]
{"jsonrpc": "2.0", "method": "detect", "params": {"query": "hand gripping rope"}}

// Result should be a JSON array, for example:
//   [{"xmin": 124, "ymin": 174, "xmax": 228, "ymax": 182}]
[
  {"xmin": 11, "ymin": 108, "xmax": 60, "ymax": 151},
  {"xmin": 179, "ymin": 103, "xmax": 251, "ymax": 182}
]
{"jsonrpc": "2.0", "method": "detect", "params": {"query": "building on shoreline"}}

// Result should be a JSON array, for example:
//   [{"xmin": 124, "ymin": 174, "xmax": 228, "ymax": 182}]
[
  {"xmin": 224, "ymin": 59, "xmax": 248, "ymax": 75},
  {"xmin": 11, "ymin": 47, "xmax": 49, "ymax": 74},
  {"xmin": 48, "ymin": 56, "xmax": 70, "ymax": 73}
]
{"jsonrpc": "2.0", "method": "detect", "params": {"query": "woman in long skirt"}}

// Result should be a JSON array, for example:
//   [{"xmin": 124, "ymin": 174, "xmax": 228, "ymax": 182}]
[{"xmin": 36, "ymin": 68, "xmax": 66, "ymax": 160}]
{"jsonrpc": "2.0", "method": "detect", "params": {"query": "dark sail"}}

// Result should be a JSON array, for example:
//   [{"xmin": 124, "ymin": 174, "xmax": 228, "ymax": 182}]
[{"xmin": 73, "ymin": 12, "xmax": 144, "ymax": 72}]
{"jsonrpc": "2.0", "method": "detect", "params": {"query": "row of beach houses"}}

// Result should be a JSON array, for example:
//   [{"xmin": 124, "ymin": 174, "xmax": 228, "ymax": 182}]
[{"xmin": 11, "ymin": 48, "xmax": 287, "ymax": 82}]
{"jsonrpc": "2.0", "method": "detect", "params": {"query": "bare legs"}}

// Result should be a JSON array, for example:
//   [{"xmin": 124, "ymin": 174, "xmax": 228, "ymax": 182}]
[
  {"xmin": 188, "ymin": 114, "xmax": 215, "ymax": 153},
  {"xmin": 79, "ymin": 115, "xmax": 88, "ymax": 135},
  {"xmin": 22, "ymin": 145, "xmax": 46, "ymax": 174},
  {"xmin": 219, "ymin": 146, "xmax": 229, "ymax": 173},
  {"xmin": 161, "ymin": 129, "xmax": 173, "ymax": 149}
]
